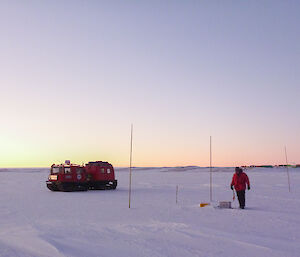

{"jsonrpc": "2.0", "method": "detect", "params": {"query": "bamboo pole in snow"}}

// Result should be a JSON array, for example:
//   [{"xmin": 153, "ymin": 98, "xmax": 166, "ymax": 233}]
[
  {"xmin": 129, "ymin": 124, "xmax": 133, "ymax": 208},
  {"xmin": 210, "ymin": 136, "xmax": 212, "ymax": 202},
  {"xmin": 176, "ymin": 185, "xmax": 178, "ymax": 204},
  {"xmin": 284, "ymin": 146, "xmax": 291, "ymax": 192}
]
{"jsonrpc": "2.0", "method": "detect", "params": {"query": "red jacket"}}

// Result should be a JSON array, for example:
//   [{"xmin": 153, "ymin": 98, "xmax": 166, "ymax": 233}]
[{"xmin": 231, "ymin": 172, "xmax": 250, "ymax": 191}]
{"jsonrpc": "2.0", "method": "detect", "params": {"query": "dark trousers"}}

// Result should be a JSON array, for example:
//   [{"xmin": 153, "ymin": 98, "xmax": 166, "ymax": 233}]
[{"xmin": 236, "ymin": 190, "xmax": 245, "ymax": 208}]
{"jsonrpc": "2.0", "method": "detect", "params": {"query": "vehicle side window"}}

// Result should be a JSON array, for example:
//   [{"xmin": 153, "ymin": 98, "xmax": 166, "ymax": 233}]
[
  {"xmin": 107, "ymin": 169, "xmax": 111, "ymax": 174},
  {"xmin": 101, "ymin": 168, "xmax": 105, "ymax": 173},
  {"xmin": 65, "ymin": 167, "xmax": 71, "ymax": 174}
]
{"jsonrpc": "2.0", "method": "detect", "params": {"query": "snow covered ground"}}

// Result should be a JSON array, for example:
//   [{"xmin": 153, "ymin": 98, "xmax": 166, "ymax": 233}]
[{"xmin": 0, "ymin": 167, "xmax": 300, "ymax": 257}]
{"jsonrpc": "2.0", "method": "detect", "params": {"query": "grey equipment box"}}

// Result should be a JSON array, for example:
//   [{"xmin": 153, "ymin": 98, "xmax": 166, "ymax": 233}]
[{"xmin": 219, "ymin": 201, "xmax": 231, "ymax": 208}]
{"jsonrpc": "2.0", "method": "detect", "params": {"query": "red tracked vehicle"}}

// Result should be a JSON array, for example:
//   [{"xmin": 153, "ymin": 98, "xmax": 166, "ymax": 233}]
[{"xmin": 46, "ymin": 161, "xmax": 117, "ymax": 192}]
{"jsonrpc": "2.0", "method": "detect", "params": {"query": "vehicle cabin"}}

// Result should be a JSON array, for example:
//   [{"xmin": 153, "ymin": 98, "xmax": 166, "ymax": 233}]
[{"xmin": 47, "ymin": 164, "xmax": 87, "ymax": 192}]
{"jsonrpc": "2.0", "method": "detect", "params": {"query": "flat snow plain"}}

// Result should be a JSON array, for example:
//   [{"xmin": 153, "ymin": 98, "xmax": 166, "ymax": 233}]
[{"xmin": 0, "ymin": 167, "xmax": 300, "ymax": 257}]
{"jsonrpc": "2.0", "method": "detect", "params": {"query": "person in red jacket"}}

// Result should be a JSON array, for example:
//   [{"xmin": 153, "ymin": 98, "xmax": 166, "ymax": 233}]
[{"xmin": 231, "ymin": 167, "xmax": 250, "ymax": 209}]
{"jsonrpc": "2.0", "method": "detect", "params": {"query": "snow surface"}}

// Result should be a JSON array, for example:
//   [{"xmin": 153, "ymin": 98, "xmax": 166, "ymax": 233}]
[{"xmin": 0, "ymin": 167, "xmax": 300, "ymax": 257}]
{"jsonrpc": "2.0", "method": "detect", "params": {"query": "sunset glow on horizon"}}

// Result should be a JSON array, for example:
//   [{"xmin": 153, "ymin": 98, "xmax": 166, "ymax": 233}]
[{"xmin": 1, "ymin": 1, "xmax": 299, "ymax": 168}]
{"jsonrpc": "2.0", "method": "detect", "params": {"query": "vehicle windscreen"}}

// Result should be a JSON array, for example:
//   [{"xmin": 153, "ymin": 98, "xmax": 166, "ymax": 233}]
[{"xmin": 52, "ymin": 167, "xmax": 60, "ymax": 174}]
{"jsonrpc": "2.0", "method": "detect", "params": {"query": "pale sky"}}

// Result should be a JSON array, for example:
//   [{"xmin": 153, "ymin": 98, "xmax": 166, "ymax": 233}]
[{"xmin": 0, "ymin": 1, "xmax": 299, "ymax": 167}]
